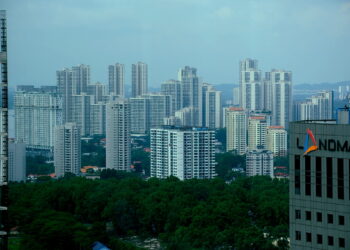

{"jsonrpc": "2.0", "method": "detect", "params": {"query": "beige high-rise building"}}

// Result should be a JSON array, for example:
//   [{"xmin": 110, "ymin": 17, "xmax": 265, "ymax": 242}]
[
  {"xmin": 266, "ymin": 126, "xmax": 287, "ymax": 156},
  {"xmin": 106, "ymin": 99, "xmax": 131, "ymax": 171},
  {"xmin": 248, "ymin": 116, "xmax": 268, "ymax": 150},
  {"xmin": 226, "ymin": 107, "xmax": 247, "ymax": 155}
]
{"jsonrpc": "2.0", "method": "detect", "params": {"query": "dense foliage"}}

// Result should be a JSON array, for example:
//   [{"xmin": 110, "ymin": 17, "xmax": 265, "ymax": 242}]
[
  {"xmin": 9, "ymin": 174, "xmax": 288, "ymax": 249},
  {"xmin": 26, "ymin": 156, "xmax": 54, "ymax": 175},
  {"xmin": 215, "ymin": 152, "xmax": 246, "ymax": 180},
  {"xmin": 81, "ymin": 136, "xmax": 106, "ymax": 167}
]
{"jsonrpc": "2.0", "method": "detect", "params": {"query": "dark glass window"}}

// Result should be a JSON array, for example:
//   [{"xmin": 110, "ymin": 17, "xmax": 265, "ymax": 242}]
[
  {"xmin": 327, "ymin": 214, "xmax": 333, "ymax": 224},
  {"xmin": 306, "ymin": 211, "xmax": 311, "ymax": 221},
  {"xmin": 338, "ymin": 159, "xmax": 344, "ymax": 199},
  {"xmin": 317, "ymin": 212, "xmax": 322, "ymax": 222},
  {"xmin": 339, "ymin": 215, "xmax": 345, "ymax": 225},
  {"xmin": 328, "ymin": 236, "xmax": 334, "ymax": 246},
  {"xmin": 316, "ymin": 157, "xmax": 322, "ymax": 197},
  {"xmin": 306, "ymin": 232, "xmax": 312, "ymax": 242},
  {"xmin": 296, "ymin": 231, "xmax": 301, "ymax": 241},
  {"xmin": 327, "ymin": 158, "xmax": 333, "ymax": 198},
  {"xmin": 305, "ymin": 156, "xmax": 311, "ymax": 196},
  {"xmin": 317, "ymin": 234, "xmax": 323, "ymax": 244},
  {"xmin": 295, "ymin": 210, "xmax": 301, "ymax": 220},
  {"xmin": 339, "ymin": 238, "xmax": 345, "ymax": 248},
  {"xmin": 295, "ymin": 155, "xmax": 301, "ymax": 195}
]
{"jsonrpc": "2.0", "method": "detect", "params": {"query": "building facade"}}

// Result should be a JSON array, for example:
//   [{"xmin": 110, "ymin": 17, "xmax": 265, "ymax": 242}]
[
  {"xmin": 248, "ymin": 116, "xmax": 268, "ymax": 150},
  {"xmin": 108, "ymin": 63, "xmax": 125, "ymax": 97},
  {"xmin": 290, "ymin": 120, "xmax": 350, "ymax": 249},
  {"xmin": 106, "ymin": 99, "xmax": 131, "ymax": 171},
  {"xmin": 266, "ymin": 126, "xmax": 287, "ymax": 156},
  {"xmin": 150, "ymin": 127, "xmax": 216, "ymax": 180},
  {"xmin": 132, "ymin": 62, "xmax": 148, "ymax": 97},
  {"xmin": 226, "ymin": 107, "xmax": 247, "ymax": 155},
  {"xmin": 9, "ymin": 139, "xmax": 26, "ymax": 182},
  {"xmin": 54, "ymin": 123, "xmax": 81, "ymax": 177},
  {"xmin": 246, "ymin": 149, "xmax": 274, "ymax": 178}
]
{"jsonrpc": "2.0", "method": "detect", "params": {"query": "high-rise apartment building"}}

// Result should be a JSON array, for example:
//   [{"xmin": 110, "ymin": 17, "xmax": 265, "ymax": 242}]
[
  {"xmin": 203, "ymin": 84, "xmax": 222, "ymax": 129},
  {"xmin": 246, "ymin": 149, "xmax": 274, "ymax": 178},
  {"xmin": 87, "ymin": 82, "xmax": 106, "ymax": 103},
  {"xmin": 54, "ymin": 123, "xmax": 81, "ymax": 177},
  {"xmin": 130, "ymin": 97, "xmax": 150, "ymax": 134},
  {"xmin": 148, "ymin": 94, "xmax": 172, "ymax": 128},
  {"xmin": 239, "ymin": 59, "xmax": 262, "ymax": 111},
  {"xmin": 266, "ymin": 126, "xmax": 287, "ymax": 156},
  {"xmin": 150, "ymin": 127, "xmax": 216, "ymax": 180},
  {"xmin": 232, "ymin": 86, "xmax": 240, "ymax": 106},
  {"xmin": 226, "ymin": 107, "xmax": 247, "ymax": 155},
  {"xmin": 161, "ymin": 79, "xmax": 182, "ymax": 115},
  {"xmin": 90, "ymin": 102, "xmax": 106, "ymax": 136},
  {"xmin": 270, "ymin": 69, "xmax": 292, "ymax": 128},
  {"xmin": 132, "ymin": 62, "xmax": 148, "ymax": 97},
  {"xmin": 178, "ymin": 66, "xmax": 202, "ymax": 127},
  {"xmin": 9, "ymin": 139, "xmax": 26, "ymax": 182},
  {"xmin": 295, "ymin": 91, "xmax": 334, "ymax": 121},
  {"xmin": 106, "ymin": 99, "xmax": 131, "ymax": 171},
  {"xmin": 108, "ymin": 63, "xmax": 124, "ymax": 97},
  {"xmin": 248, "ymin": 116, "xmax": 268, "ymax": 150},
  {"xmin": 71, "ymin": 94, "xmax": 92, "ymax": 136},
  {"xmin": 57, "ymin": 64, "xmax": 90, "ymax": 122},
  {"xmin": 290, "ymin": 120, "xmax": 350, "ymax": 249},
  {"xmin": 15, "ymin": 86, "xmax": 62, "ymax": 151}
]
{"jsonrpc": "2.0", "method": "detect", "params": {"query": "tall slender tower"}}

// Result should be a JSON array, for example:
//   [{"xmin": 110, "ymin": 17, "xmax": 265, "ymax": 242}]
[
  {"xmin": 0, "ymin": 10, "xmax": 8, "ymax": 249},
  {"xmin": 108, "ymin": 63, "xmax": 124, "ymax": 97},
  {"xmin": 132, "ymin": 62, "xmax": 148, "ymax": 97}
]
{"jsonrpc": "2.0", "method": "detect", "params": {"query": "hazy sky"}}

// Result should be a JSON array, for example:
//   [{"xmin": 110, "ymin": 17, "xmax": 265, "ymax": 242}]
[{"xmin": 2, "ymin": 0, "xmax": 350, "ymax": 87}]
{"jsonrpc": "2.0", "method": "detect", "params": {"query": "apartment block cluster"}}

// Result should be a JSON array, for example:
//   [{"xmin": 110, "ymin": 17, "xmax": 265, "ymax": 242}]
[{"xmin": 14, "ymin": 63, "xmax": 222, "ymax": 180}]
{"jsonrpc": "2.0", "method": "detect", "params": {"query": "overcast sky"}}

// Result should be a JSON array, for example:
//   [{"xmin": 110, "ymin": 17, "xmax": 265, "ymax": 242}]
[{"xmin": 2, "ymin": 0, "xmax": 350, "ymax": 87}]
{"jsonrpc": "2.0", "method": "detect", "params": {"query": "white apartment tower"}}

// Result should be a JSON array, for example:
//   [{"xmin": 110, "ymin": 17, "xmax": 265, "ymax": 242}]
[
  {"xmin": 239, "ymin": 59, "xmax": 262, "ymax": 111},
  {"xmin": 132, "ymin": 62, "xmax": 148, "ymax": 97},
  {"xmin": 266, "ymin": 126, "xmax": 287, "ymax": 157},
  {"xmin": 226, "ymin": 107, "xmax": 247, "ymax": 155},
  {"xmin": 108, "ymin": 63, "xmax": 124, "ymax": 97},
  {"xmin": 71, "ymin": 94, "xmax": 92, "ymax": 136},
  {"xmin": 150, "ymin": 127, "xmax": 216, "ymax": 180},
  {"xmin": 54, "ymin": 123, "xmax": 81, "ymax": 177},
  {"xmin": 15, "ymin": 87, "xmax": 62, "ymax": 151},
  {"xmin": 106, "ymin": 99, "xmax": 131, "ymax": 171},
  {"xmin": 248, "ymin": 116, "xmax": 268, "ymax": 150},
  {"xmin": 204, "ymin": 86, "xmax": 222, "ymax": 129},
  {"xmin": 161, "ymin": 79, "xmax": 182, "ymax": 115},
  {"xmin": 271, "ymin": 69, "xmax": 292, "ymax": 128},
  {"xmin": 246, "ymin": 149, "xmax": 274, "ymax": 178},
  {"xmin": 57, "ymin": 64, "xmax": 90, "ymax": 122}
]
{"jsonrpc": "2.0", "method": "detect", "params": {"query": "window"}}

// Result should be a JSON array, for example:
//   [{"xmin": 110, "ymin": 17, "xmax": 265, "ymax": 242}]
[
  {"xmin": 295, "ymin": 155, "xmax": 301, "ymax": 195},
  {"xmin": 306, "ymin": 232, "xmax": 312, "ymax": 242},
  {"xmin": 328, "ymin": 236, "xmax": 334, "ymax": 246},
  {"xmin": 295, "ymin": 210, "xmax": 301, "ymax": 220},
  {"xmin": 338, "ymin": 159, "xmax": 344, "ymax": 200},
  {"xmin": 328, "ymin": 214, "xmax": 333, "ymax": 224},
  {"xmin": 327, "ymin": 158, "xmax": 333, "ymax": 198},
  {"xmin": 316, "ymin": 157, "xmax": 322, "ymax": 197},
  {"xmin": 295, "ymin": 231, "xmax": 301, "ymax": 241},
  {"xmin": 317, "ymin": 234, "xmax": 323, "ymax": 244},
  {"xmin": 339, "ymin": 215, "xmax": 345, "ymax": 225},
  {"xmin": 306, "ymin": 211, "xmax": 312, "ymax": 221},
  {"xmin": 305, "ymin": 156, "xmax": 311, "ymax": 196},
  {"xmin": 339, "ymin": 238, "xmax": 345, "ymax": 248},
  {"xmin": 317, "ymin": 212, "xmax": 322, "ymax": 222}
]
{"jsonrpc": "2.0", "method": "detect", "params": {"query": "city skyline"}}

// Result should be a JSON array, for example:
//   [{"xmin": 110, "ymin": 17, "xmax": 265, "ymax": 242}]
[{"xmin": 2, "ymin": 0, "xmax": 350, "ymax": 86}]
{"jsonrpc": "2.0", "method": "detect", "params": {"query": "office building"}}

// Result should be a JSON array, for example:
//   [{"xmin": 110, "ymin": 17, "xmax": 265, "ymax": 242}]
[
  {"xmin": 8, "ymin": 139, "xmax": 26, "ymax": 182},
  {"xmin": 132, "ymin": 62, "xmax": 148, "ymax": 97},
  {"xmin": 15, "ymin": 86, "xmax": 62, "ymax": 151},
  {"xmin": 108, "ymin": 63, "xmax": 125, "ymax": 97},
  {"xmin": 178, "ymin": 66, "xmax": 202, "ymax": 127},
  {"xmin": 226, "ymin": 107, "xmax": 247, "ymax": 155},
  {"xmin": 106, "ymin": 99, "xmax": 131, "ymax": 171},
  {"xmin": 239, "ymin": 59, "xmax": 262, "ymax": 111},
  {"xmin": 246, "ymin": 149, "xmax": 274, "ymax": 178},
  {"xmin": 295, "ymin": 91, "xmax": 334, "ymax": 121},
  {"xmin": 248, "ymin": 116, "xmax": 268, "ymax": 150},
  {"xmin": 270, "ymin": 69, "xmax": 292, "ymax": 128},
  {"xmin": 54, "ymin": 123, "xmax": 81, "ymax": 177},
  {"xmin": 290, "ymin": 120, "xmax": 350, "ymax": 249},
  {"xmin": 266, "ymin": 126, "xmax": 287, "ymax": 157},
  {"xmin": 150, "ymin": 127, "xmax": 216, "ymax": 180}
]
